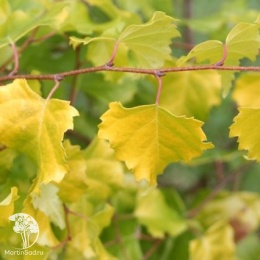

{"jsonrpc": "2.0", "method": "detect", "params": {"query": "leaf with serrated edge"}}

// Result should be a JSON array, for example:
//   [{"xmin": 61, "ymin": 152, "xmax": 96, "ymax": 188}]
[
  {"xmin": 118, "ymin": 11, "xmax": 180, "ymax": 68},
  {"xmin": 0, "ymin": 79, "xmax": 79, "ymax": 195},
  {"xmin": 178, "ymin": 21, "xmax": 260, "ymax": 94},
  {"xmin": 98, "ymin": 102, "xmax": 213, "ymax": 184},
  {"xmin": 230, "ymin": 108, "xmax": 260, "ymax": 161}
]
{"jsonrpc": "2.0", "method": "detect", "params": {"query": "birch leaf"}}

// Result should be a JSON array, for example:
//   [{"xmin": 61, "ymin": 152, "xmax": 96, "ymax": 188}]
[
  {"xmin": 0, "ymin": 79, "xmax": 78, "ymax": 195},
  {"xmin": 230, "ymin": 108, "xmax": 260, "ymax": 161},
  {"xmin": 98, "ymin": 102, "xmax": 213, "ymax": 184}
]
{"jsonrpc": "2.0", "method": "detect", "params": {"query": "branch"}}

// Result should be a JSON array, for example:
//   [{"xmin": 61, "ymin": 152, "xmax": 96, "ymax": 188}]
[{"xmin": 0, "ymin": 64, "xmax": 260, "ymax": 83}]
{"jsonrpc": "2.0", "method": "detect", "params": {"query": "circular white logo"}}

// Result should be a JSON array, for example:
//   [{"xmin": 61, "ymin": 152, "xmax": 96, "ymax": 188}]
[{"xmin": 9, "ymin": 213, "xmax": 39, "ymax": 249}]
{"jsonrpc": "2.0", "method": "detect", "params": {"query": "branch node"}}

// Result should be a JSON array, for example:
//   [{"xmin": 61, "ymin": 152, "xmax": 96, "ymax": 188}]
[
  {"xmin": 54, "ymin": 74, "xmax": 64, "ymax": 82},
  {"xmin": 154, "ymin": 70, "xmax": 165, "ymax": 77}
]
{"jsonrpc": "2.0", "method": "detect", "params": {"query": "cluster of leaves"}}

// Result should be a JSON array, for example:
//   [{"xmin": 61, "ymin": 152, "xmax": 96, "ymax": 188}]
[{"xmin": 0, "ymin": 0, "xmax": 260, "ymax": 259}]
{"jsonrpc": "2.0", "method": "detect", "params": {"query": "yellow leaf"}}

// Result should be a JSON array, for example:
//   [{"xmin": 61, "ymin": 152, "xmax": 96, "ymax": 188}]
[
  {"xmin": 230, "ymin": 108, "xmax": 260, "ymax": 161},
  {"xmin": 0, "ymin": 79, "xmax": 79, "ymax": 195},
  {"xmin": 58, "ymin": 140, "xmax": 88, "ymax": 203},
  {"xmin": 0, "ymin": 187, "xmax": 19, "ymax": 226},
  {"xmin": 190, "ymin": 221, "xmax": 235, "ymax": 260},
  {"xmin": 160, "ymin": 70, "xmax": 221, "ymax": 120},
  {"xmin": 98, "ymin": 102, "xmax": 213, "ymax": 184},
  {"xmin": 233, "ymin": 73, "xmax": 260, "ymax": 107}
]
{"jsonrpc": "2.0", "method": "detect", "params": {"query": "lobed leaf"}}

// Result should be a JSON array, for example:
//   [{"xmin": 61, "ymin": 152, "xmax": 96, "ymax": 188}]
[
  {"xmin": 118, "ymin": 11, "xmax": 180, "ymax": 68},
  {"xmin": 98, "ymin": 102, "xmax": 213, "ymax": 184},
  {"xmin": 230, "ymin": 108, "xmax": 260, "ymax": 161},
  {"xmin": 178, "ymin": 20, "xmax": 260, "ymax": 95},
  {"xmin": 0, "ymin": 79, "xmax": 79, "ymax": 194}
]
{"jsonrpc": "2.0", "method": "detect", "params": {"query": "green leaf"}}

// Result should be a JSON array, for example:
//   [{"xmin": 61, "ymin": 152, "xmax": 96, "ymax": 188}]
[
  {"xmin": 118, "ymin": 11, "xmax": 180, "ymax": 67},
  {"xmin": 232, "ymin": 73, "xmax": 260, "ymax": 107},
  {"xmin": 98, "ymin": 102, "xmax": 213, "ymax": 184},
  {"xmin": 0, "ymin": 79, "xmax": 79, "ymax": 195},
  {"xmin": 0, "ymin": 1, "xmax": 68, "ymax": 48},
  {"xmin": 177, "ymin": 40, "xmax": 223, "ymax": 65},
  {"xmin": 160, "ymin": 69, "xmax": 221, "ymax": 120},
  {"xmin": 0, "ymin": 187, "xmax": 19, "ymax": 226},
  {"xmin": 236, "ymin": 234, "xmax": 260, "ymax": 260},
  {"xmin": 189, "ymin": 221, "xmax": 235, "ymax": 260},
  {"xmin": 178, "ymin": 20, "xmax": 260, "ymax": 95},
  {"xmin": 71, "ymin": 11, "xmax": 180, "ymax": 68},
  {"xmin": 134, "ymin": 189, "xmax": 187, "ymax": 237},
  {"xmin": 230, "ymin": 108, "xmax": 260, "ymax": 161}
]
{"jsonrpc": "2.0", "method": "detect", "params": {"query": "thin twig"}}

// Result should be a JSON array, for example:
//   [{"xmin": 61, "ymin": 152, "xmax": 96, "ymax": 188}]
[
  {"xmin": 107, "ymin": 40, "xmax": 119, "ymax": 66},
  {"xmin": 155, "ymin": 71, "xmax": 164, "ymax": 105},
  {"xmin": 143, "ymin": 239, "xmax": 163, "ymax": 260},
  {"xmin": 1, "ymin": 64, "xmax": 260, "ymax": 83},
  {"xmin": 215, "ymin": 44, "xmax": 228, "ymax": 66},
  {"xmin": 46, "ymin": 75, "xmax": 64, "ymax": 101}
]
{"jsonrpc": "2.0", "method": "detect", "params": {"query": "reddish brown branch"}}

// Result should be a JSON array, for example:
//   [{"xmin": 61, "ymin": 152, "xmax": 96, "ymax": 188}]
[
  {"xmin": 0, "ymin": 64, "xmax": 260, "ymax": 84},
  {"xmin": 155, "ymin": 71, "xmax": 165, "ymax": 105},
  {"xmin": 215, "ymin": 44, "xmax": 228, "ymax": 66},
  {"xmin": 107, "ymin": 40, "xmax": 119, "ymax": 66}
]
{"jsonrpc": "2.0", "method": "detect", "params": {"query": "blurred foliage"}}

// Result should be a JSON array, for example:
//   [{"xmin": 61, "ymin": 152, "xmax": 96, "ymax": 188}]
[{"xmin": 0, "ymin": 0, "xmax": 260, "ymax": 259}]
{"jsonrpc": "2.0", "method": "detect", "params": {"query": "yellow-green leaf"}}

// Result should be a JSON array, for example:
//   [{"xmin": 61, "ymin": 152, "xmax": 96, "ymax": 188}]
[
  {"xmin": 233, "ymin": 73, "xmax": 260, "ymax": 107},
  {"xmin": 230, "ymin": 108, "xmax": 260, "ymax": 161},
  {"xmin": 58, "ymin": 140, "xmax": 88, "ymax": 203},
  {"xmin": 0, "ymin": 187, "xmax": 19, "ymax": 226},
  {"xmin": 134, "ymin": 189, "xmax": 187, "ymax": 238},
  {"xmin": 189, "ymin": 221, "xmax": 235, "ymax": 260},
  {"xmin": 178, "ymin": 20, "xmax": 260, "ymax": 95},
  {"xmin": 177, "ymin": 40, "xmax": 223, "ymax": 65},
  {"xmin": 32, "ymin": 183, "xmax": 65, "ymax": 229},
  {"xmin": 98, "ymin": 102, "xmax": 213, "ymax": 184},
  {"xmin": 160, "ymin": 70, "xmax": 221, "ymax": 120},
  {"xmin": 118, "ymin": 11, "xmax": 180, "ymax": 68},
  {"xmin": 0, "ymin": 79, "xmax": 79, "ymax": 194}
]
